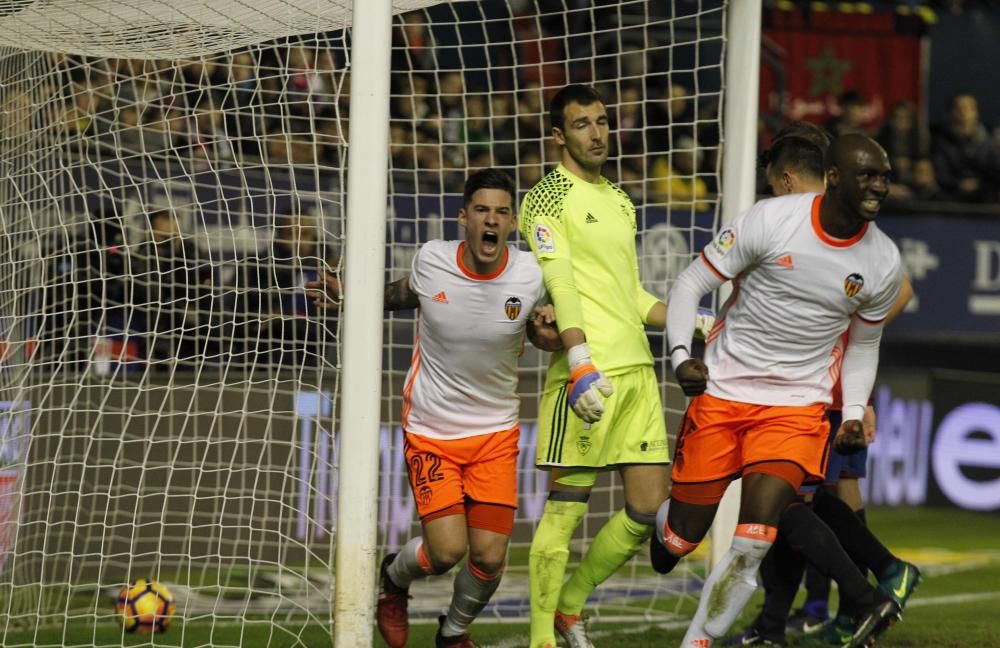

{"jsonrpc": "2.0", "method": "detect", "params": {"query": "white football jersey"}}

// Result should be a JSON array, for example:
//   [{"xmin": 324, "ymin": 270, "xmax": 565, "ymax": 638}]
[
  {"xmin": 700, "ymin": 193, "xmax": 901, "ymax": 407},
  {"xmin": 403, "ymin": 240, "xmax": 547, "ymax": 439}
]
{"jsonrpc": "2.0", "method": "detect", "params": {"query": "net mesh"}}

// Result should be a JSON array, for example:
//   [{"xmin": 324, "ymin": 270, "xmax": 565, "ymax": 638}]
[{"xmin": 0, "ymin": 0, "xmax": 727, "ymax": 644}]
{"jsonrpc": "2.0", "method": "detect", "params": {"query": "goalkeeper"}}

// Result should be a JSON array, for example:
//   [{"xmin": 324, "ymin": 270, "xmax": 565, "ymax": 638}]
[{"xmin": 520, "ymin": 84, "xmax": 711, "ymax": 648}]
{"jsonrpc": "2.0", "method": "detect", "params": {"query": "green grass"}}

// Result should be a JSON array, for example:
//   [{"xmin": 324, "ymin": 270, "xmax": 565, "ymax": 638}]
[
  {"xmin": 386, "ymin": 506, "xmax": 1000, "ymax": 647},
  {"xmin": 3, "ymin": 507, "xmax": 999, "ymax": 647}
]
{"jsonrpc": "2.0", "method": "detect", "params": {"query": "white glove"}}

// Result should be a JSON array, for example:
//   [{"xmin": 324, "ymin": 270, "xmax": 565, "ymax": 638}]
[
  {"xmin": 567, "ymin": 343, "xmax": 614, "ymax": 423},
  {"xmin": 694, "ymin": 307, "xmax": 716, "ymax": 340}
]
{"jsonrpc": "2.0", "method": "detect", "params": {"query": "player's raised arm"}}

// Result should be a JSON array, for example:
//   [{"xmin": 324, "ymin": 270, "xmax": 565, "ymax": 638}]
[
  {"xmin": 306, "ymin": 271, "xmax": 419, "ymax": 311},
  {"xmin": 305, "ymin": 270, "xmax": 341, "ymax": 309},
  {"xmin": 383, "ymin": 275, "xmax": 419, "ymax": 311}
]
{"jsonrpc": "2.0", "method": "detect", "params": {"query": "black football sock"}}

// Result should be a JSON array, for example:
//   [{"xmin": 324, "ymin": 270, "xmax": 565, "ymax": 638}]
[
  {"xmin": 838, "ymin": 507, "xmax": 870, "ymax": 619},
  {"xmin": 757, "ymin": 530, "xmax": 804, "ymax": 638},
  {"xmin": 779, "ymin": 503, "xmax": 880, "ymax": 611},
  {"xmin": 813, "ymin": 492, "xmax": 895, "ymax": 578}
]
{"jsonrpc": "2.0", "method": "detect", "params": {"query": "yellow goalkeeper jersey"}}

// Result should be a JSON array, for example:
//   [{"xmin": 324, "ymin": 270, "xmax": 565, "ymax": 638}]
[{"xmin": 520, "ymin": 164, "xmax": 658, "ymax": 389}]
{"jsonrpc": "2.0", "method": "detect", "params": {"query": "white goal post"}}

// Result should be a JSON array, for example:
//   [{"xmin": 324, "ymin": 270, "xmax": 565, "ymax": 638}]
[{"xmin": 0, "ymin": 1, "xmax": 761, "ymax": 646}]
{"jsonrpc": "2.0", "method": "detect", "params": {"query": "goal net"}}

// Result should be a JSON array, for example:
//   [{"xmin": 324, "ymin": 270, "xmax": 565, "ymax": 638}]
[{"xmin": 0, "ymin": 0, "xmax": 728, "ymax": 645}]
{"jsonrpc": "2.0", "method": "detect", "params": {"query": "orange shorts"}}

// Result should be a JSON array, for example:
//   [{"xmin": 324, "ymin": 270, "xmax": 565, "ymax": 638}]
[
  {"xmin": 403, "ymin": 426, "xmax": 520, "ymax": 522},
  {"xmin": 671, "ymin": 393, "xmax": 830, "ymax": 488}
]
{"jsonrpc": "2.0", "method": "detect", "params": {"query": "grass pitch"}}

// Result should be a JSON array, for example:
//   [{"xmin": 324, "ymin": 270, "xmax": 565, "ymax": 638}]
[{"xmin": 2, "ymin": 506, "xmax": 998, "ymax": 647}]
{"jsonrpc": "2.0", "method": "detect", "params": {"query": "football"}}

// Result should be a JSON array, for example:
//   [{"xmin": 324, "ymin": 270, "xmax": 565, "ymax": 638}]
[{"xmin": 114, "ymin": 579, "xmax": 176, "ymax": 633}]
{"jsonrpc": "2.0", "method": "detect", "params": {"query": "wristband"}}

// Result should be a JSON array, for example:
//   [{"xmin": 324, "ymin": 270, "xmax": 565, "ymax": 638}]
[
  {"xmin": 567, "ymin": 343, "xmax": 591, "ymax": 369},
  {"xmin": 841, "ymin": 404, "xmax": 865, "ymax": 422},
  {"xmin": 669, "ymin": 345, "xmax": 690, "ymax": 368}
]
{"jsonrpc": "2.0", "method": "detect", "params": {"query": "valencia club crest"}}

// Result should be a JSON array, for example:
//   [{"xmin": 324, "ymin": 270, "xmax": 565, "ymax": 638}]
[
  {"xmin": 505, "ymin": 297, "xmax": 522, "ymax": 320},
  {"xmin": 844, "ymin": 273, "xmax": 865, "ymax": 298}
]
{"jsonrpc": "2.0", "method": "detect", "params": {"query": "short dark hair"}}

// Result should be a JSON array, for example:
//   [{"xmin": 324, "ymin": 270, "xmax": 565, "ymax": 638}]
[
  {"xmin": 770, "ymin": 121, "xmax": 833, "ymax": 153},
  {"xmin": 763, "ymin": 136, "xmax": 825, "ymax": 180},
  {"xmin": 549, "ymin": 84, "xmax": 604, "ymax": 131},
  {"xmin": 463, "ymin": 168, "xmax": 515, "ymax": 206}
]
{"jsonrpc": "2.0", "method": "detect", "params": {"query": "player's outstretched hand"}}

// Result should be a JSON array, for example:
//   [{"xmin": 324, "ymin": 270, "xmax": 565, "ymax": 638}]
[
  {"xmin": 834, "ymin": 419, "xmax": 867, "ymax": 455},
  {"xmin": 674, "ymin": 358, "xmax": 709, "ymax": 397},
  {"xmin": 694, "ymin": 307, "xmax": 716, "ymax": 340},
  {"xmin": 528, "ymin": 305, "xmax": 563, "ymax": 352},
  {"xmin": 567, "ymin": 343, "xmax": 613, "ymax": 424},
  {"xmin": 305, "ymin": 271, "xmax": 341, "ymax": 309}
]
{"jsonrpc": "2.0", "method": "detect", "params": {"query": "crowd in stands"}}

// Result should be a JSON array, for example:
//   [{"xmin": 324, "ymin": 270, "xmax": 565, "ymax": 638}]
[
  {"xmin": 34, "ymin": 5, "xmax": 1000, "ymax": 372},
  {"xmin": 815, "ymin": 89, "xmax": 1000, "ymax": 204},
  {"xmin": 36, "ymin": 204, "xmax": 337, "ymax": 373}
]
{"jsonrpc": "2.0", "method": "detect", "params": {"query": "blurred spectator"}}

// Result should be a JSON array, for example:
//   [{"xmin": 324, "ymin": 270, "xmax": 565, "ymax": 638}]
[
  {"xmin": 284, "ymin": 42, "xmax": 337, "ymax": 126},
  {"xmin": 266, "ymin": 132, "xmax": 324, "ymax": 168},
  {"xmin": 235, "ymin": 213, "xmax": 335, "ymax": 369},
  {"xmin": 465, "ymin": 94, "xmax": 493, "ymax": 168},
  {"xmin": 826, "ymin": 90, "xmax": 870, "ymax": 137},
  {"xmin": 59, "ymin": 87, "xmax": 99, "ymax": 138},
  {"xmin": 489, "ymin": 92, "xmax": 518, "ymax": 166},
  {"xmin": 437, "ymin": 71, "xmax": 466, "ymax": 169},
  {"xmin": 695, "ymin": 96, "xmax": 722, "ymax": 184},
  {"xmin": 649, "ymin": 135, "xmax": 711, "ymax": 211},
  {"xmin": 189, "ymin": 95, "xmax": 234, "ymax": 168},
  {"xmin": 645, "ymin": 82, "xmax": 694, "ymax": 155},
  {"xmin": 931, "ymin": 92, "xmax": 1000, "ymax": 202},
  {"xmin": 222, "ymin": 50, "xmax": 265, "ymax": 159},
  {"xmin": 139, "ymin": 108, "xmax": 182, "ymax": 156},
  {"xmin": 517, "ymin": 146, "xmax": 544, "ymax": 193},
  {"xmin": 516, "ymin": 81, "xmax": 545, "ymax": 143},
  {"xmin": 114, "ymin": 105, "xmax": 144, "ymax": 153},
  {"xmin": 389, "ymin": 123, "xmax": 418, "ymax": 193},
  {"xmin": 615, "ymin": 83, "xmax": 646, "ymax": 157},
  {"xmin": 134, "ymin": 210, "xmax": 215, "ymax": 369},
  {"xmin": 617, "ymin": 159, "xmax": 645, "ymax": 204},
  {"xmin": 876, "ymin": 100, "xmax": 927, "ymax": 185},
  {"xmin": 393, "ymin": 12, "xmax": 435, "ymax": 72},
  {"xmin": 512, "ymin": 12, "xmax": 566, "ymax": 91},
  {"xmin": 907, "ymin": 157, "xmax": 952, "ymax": 202},
  {"xmin": 38, "ymin": 209, "xmax": 128, "ymax": 369}
]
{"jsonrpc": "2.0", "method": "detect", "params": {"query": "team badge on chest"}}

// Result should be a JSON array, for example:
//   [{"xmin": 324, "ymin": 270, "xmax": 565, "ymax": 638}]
[
  {"xmin": 504, "ymin": 297, "xmax": 522, "ymax": 320},
  {"xmin": 844, "ymin": 273, "xmax": 865, "ymax": 298}
]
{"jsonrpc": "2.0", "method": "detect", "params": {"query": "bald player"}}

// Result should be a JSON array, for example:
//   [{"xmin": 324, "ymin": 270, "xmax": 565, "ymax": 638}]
[
  {"xmin": 722, "ymin": 130, "xmax": 920, "ymax": 646},
  {"xmin": 651, "ymin": 134, "xmax": 905, "ymax": 648}
]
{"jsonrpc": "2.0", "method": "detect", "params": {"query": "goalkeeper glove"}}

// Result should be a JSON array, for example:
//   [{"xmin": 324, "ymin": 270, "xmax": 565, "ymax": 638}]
[
  {"xmin": 567, "ymin": 343, "xmax": 614, "ymax": 423},
  {"xmin": 694, "ymin": 307, "xmax": 716, "ymax": 340}
]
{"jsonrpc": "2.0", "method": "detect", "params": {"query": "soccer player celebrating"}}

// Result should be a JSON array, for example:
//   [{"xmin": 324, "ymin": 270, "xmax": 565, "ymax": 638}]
[
  {"xmin": 652, "ymin": 134, "xmax": 904, "ymax": 648},
  {"xmin": 519, "ymin": 84, "xmax": 702, "ymax": 648},
  {"xmin": 316, "ymin": 169, "xmax": 559, "ymax": 648},
  {"xmin": 722, "ymin": 129, "xmax": 920, "ymax": 646}
]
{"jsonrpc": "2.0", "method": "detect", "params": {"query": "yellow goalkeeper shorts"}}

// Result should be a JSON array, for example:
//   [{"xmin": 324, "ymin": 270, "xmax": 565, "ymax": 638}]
[{"xmin": 535, "ymin": 365, "xmax": 669, "ymax": 469}]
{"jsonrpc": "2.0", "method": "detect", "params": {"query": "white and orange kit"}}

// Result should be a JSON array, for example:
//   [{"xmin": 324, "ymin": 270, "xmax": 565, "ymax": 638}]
[
  {"xmin": 402, "ymin": 240, "xmax": 546, "ymax": 531},
  {"xmin": 667, "ymin": 193, "xmax": 902, "ymax": 489}
]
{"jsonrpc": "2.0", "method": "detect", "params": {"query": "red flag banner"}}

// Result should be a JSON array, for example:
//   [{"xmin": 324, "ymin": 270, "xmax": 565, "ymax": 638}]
[{"xmin": 761, "ymin": 26, "xmax": 923, "ymax": 131}]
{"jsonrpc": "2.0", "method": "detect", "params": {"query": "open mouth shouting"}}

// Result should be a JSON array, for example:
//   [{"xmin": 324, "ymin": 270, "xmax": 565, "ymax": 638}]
[{"xmin": 480, "ymin": 230, "xmax": 500, "ymax": 257}]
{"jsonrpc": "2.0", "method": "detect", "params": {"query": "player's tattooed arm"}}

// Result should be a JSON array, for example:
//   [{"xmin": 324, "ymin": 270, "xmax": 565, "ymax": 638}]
[
  {"xmin": 384, "ymin": 275, "xmax": 420, "ymax": 311},
  {"xmin": 308, "ymin": 272, "xmax": 419, "ymax": 310}
]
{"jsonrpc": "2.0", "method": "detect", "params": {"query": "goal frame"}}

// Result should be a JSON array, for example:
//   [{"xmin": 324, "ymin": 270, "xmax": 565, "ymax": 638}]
[{"xmin": 331, "ymin": 0, "xmax": 763, "ymax": 642}]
